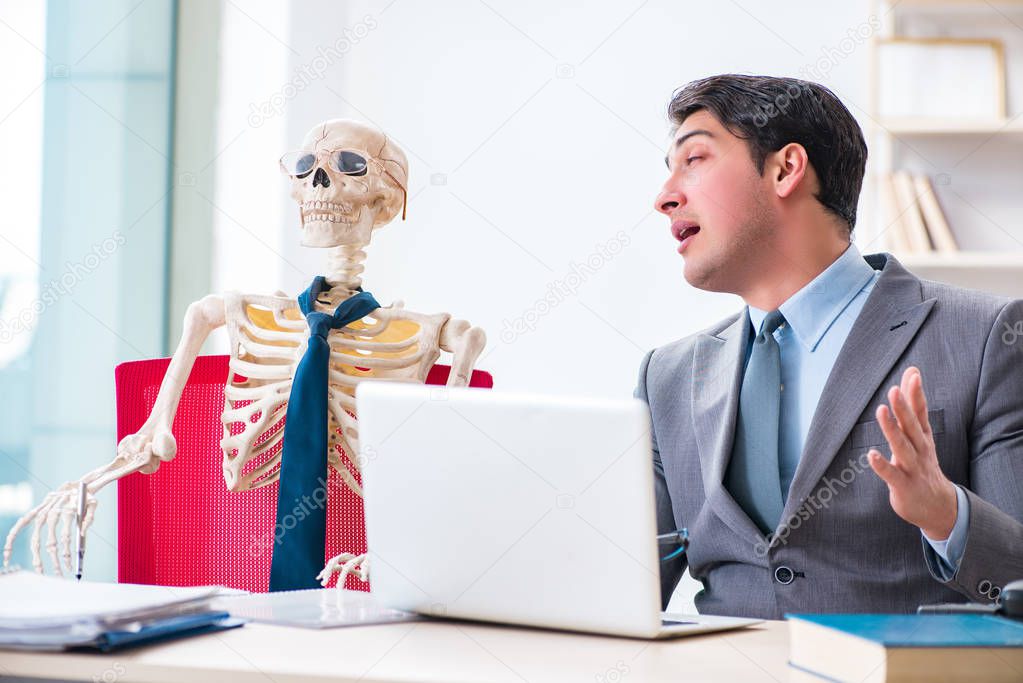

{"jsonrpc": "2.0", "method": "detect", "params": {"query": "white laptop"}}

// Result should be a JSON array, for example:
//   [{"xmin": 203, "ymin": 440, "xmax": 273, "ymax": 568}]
[{"xmin": 356, "ymin": 381, "xmax": 762, "ymax": 639}]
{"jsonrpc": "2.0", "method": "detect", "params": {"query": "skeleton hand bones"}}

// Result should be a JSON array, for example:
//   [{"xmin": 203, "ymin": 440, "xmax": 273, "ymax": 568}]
[{"xmin": 1, "ymin": 427, "xmax": 174, "ymax": 574}]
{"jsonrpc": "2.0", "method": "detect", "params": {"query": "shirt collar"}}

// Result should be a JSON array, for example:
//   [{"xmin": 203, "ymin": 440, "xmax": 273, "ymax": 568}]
[{"xmin": 747, "ymin": 243, "xmax": 877, "ymax": 351}]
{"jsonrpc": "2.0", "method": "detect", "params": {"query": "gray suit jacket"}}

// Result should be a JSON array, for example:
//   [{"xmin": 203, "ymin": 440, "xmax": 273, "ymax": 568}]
[{"xmin": 636, "ymin": 252, "xmax": 1023, "ymax": 619}]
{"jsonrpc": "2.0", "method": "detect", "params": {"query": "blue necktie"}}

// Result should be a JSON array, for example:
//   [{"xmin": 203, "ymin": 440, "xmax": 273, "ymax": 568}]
[
  {"xmin": 268, "ymin": 276, "xmax": 380, "ymax": 592},
  {"xmin": 725, "ymin": 310, "xmax": 787, "ymax": 536}
]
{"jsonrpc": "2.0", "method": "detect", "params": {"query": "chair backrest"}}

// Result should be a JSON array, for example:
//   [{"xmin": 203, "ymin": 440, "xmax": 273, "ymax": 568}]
[{"xmin": 116, "ymin": 355, "xmax": 493, "ymax": 591}]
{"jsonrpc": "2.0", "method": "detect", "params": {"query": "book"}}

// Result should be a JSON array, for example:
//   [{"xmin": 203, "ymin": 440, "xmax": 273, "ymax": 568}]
[
  {"xmin": 0, "ymin": 568, "xmax": 242, "ymax": 651},
  {"xmin": 891, "ymin": 171, "xmax": 934, "ymax": 253},
  {"xmin": 787, "ymin": 613, "xmax": 1023, "ymax": 683},
  {"xmin": 880, "ymin": 173, "xmax": 911, "ymax": 253},
  {"xmin": 912, "ymin": 173, "xmax": 958, "ymax": 253}
]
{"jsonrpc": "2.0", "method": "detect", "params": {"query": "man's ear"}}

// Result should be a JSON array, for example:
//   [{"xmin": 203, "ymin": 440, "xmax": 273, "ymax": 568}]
[{"xmin": 768, "ymin": 143, "xmax": 810, "ymax": 199}]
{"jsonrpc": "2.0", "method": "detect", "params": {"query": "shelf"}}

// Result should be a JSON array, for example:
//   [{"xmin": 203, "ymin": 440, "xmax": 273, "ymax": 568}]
[
  {"xmin": 893, "ymin": 251, "xmax": 1023, "ymax": 297},
  {"xmin": 877, "ymin": 118, "xmax": 1023, "ymax": 136},
  {"xmin": 890, "ymin": 0, "xmax": 1023, "ymax": 7},
  {"xmin": 894, "ymin": 251, "xmax": 1023, "ymax": 268}
]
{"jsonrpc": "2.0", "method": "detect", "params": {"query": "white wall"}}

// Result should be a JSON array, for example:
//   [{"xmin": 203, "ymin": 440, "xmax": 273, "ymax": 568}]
[
  {"xmin": 209, "ymin": 0, "xmax": 877, "ymax": 610},
  {"xmin": 211, "ymin": 0, "xmax": 875, "ymax": 388}
]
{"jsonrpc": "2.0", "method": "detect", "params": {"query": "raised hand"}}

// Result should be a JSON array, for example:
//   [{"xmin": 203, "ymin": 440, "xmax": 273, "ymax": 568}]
[{"xmin": 867, "ymin": 366, "xmax": 958, "ymax": 540}]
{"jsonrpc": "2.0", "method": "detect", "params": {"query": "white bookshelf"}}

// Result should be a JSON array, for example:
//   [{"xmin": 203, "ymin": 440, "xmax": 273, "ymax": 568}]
[
  {"xmin": 867, "ymin": 0, "xmax": 1023, "ymax": 298},
  {"xmin": 898, "ymin": 251, "xmax": 1023, "ymax": 268},
  {"xmin": 879, "ymin": 117, "xmax": 1023, "ymax": 135}
]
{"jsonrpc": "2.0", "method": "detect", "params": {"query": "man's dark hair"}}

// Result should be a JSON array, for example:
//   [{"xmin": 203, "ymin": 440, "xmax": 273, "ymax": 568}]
[{"xmin": 667, "ymin": 74, "xmax": 867, "ymax": 234}]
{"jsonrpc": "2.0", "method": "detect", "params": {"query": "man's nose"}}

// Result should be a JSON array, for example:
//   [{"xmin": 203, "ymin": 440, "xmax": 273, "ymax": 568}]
[{"xmin": 655, "ymin": 183, "xmax": 684, "ymax": 216}]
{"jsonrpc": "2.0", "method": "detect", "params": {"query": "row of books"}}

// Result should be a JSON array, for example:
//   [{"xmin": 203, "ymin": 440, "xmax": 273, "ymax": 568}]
[{"xmin": 880, "ymin": 171, "xmax": 959, "ymax": 254}]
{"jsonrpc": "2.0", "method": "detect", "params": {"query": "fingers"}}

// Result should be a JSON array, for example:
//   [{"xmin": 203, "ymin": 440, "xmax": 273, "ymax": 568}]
[
  {"xmin": 888, "ymin": 385, "xmax": 929, "ymax": 457},
  {"xmin": 321, "ymin": 553, "xmax": 362, "ymax": 587},
  {"xmin": 899, "ymin": 366, "xmax": 916, "ymax": 401},
  {"xmin": 30, "ymin": 494, "xmax": 59, "ymax": 573},
  {"xmin": 900, "ymin": 367, "xmax": 930, "ymax": 435},
  {"xmin": 59, "ymin": 506, "xmax": 74, "ymax": 575},
  {"xmin": 868, "ymin": 448, "xmax": 904, "ymax": 486},
  {"xmin": 4, "ymin": 499, "xmax": 47, "ymax": 567},
  {"xmin": 337, "ymin": 555, "xmax": 363, "ymax": 588},
  {"xmin": 876, "ymin": 403, "xmax": 914, "ymax": 471},
  {"xmin": 44, "ymin": 502, "xmax": 63, "ymax": 577},
  {"xmin": 82, "ymin": 496, "xmax": 97, "ymax": 534},
  {"xmin": 317, "ymin": 560, "xmax": 336, "ymax": 586},
  {"xmin": 6, "ymin": 485, "xmax": 97, "ymax": 575}
]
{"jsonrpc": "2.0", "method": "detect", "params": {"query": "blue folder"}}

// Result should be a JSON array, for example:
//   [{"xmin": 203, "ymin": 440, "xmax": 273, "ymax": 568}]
[{"xmin": 81, "ymin": 611, "xmax": 245, "ymax": 652}]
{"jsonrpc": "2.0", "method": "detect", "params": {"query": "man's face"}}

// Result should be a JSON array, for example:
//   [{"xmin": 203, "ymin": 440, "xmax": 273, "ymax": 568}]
[{"xmin": 654, "ymin": 110, "xmax": 776, "ymax": 293}]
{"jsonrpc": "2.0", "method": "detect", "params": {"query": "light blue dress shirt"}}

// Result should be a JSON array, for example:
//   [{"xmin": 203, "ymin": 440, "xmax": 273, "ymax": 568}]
[{"xmin": 746, "ymin": 243, "xmax": 968, "ymax": 574}]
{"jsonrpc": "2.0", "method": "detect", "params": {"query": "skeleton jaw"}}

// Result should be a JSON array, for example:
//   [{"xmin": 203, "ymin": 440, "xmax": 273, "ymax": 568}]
[
  {"xmin": 302, "ymin": 200, "xmax": 358, "ymax": 224},
  {"xmin": 300, "ymin": 201, "xmax": 371, "ymax": 248}
]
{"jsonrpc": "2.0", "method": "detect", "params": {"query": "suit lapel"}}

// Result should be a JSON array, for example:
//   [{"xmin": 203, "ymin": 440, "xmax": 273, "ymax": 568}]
[
  {"xmin": 779, "ymin": 255, "xmax": 936, "ymax": 528},
  {"xmin": 691, "ymin": 310, "xmax": 766, "ymax": 546}
]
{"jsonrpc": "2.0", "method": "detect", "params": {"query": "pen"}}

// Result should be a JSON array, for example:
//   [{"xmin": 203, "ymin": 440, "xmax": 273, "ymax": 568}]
[
  {"xmin": 657, "ymin": 528, "xmax": 688, "ymax": 562},
  {"xmin": 657, "ymin": 528, "xmax": 688, "ymax": 544},
  {"xmin": 75, "ymin": 481, "xmax": 87, "ymax": 581}
]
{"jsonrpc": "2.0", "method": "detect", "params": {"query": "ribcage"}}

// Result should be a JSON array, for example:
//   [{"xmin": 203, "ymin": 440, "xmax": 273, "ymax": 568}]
[{"xmin": 219, "ymin": 292, "xmax": 448, "ymax": 493}]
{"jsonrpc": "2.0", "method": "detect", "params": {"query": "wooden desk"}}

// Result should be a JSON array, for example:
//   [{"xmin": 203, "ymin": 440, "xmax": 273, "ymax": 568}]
[{"xmin": 0, "ymin": 619, "xmax": 790, "ymax": 682}]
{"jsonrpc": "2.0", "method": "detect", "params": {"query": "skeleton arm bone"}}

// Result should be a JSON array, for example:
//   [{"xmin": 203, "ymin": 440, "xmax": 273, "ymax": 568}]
[
  {"xmin": 3, "ymin": 295, "xmax": 226, "ymax": 573},
  {"xmin": 90, "ymin": 294, "xmax": 226, "ymax": 489},
  {"xmin": 439, "ymin": 318, "xmax": 486, "ymax": 387},
  {"xmin": 128, "ymin": 294, "xmax": 227, "ymax": 463}
]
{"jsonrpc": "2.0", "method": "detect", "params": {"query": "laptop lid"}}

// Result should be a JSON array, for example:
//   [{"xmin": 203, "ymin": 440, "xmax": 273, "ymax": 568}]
[{"xmin": 357, "ymin": 381, "xmax": 664, "ymax": 638}]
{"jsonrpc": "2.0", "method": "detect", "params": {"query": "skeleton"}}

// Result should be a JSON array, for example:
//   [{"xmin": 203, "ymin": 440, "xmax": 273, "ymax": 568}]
[{"xmin": 3, "ymin": 119, "xmax": 486, "ymax": 588}]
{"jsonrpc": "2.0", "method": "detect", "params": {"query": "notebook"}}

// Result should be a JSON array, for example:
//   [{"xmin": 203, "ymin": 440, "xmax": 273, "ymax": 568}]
[
  {"xmin": 0, "ymin": 568, "xmax": 243, "ymax": 651},
  {"xmin": 787, "ymin": 612, "xmax": 1023, "ymax": 683}
]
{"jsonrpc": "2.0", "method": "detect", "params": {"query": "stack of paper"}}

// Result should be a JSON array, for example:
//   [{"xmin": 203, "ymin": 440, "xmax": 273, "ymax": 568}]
[{"xmin": 0, "ymin": 569, "xmax": 242, "ymax": 651}]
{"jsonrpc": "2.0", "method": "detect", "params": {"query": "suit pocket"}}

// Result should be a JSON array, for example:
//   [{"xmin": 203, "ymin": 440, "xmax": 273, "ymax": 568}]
[{"xmin": 848, "ymin": 408, "xmax": 945, "ymax": 449}]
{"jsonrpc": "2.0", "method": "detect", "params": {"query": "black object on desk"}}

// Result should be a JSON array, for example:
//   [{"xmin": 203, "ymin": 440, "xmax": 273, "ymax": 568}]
[{"xmin": 918, "ymin": 578, "xmax": 1023, "ymax": 621}]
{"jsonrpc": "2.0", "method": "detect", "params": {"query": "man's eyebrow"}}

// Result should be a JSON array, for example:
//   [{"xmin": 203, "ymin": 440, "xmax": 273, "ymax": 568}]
[{"xmin": 665, "ymin": 129, "xmax": 715, "ymax": 168}]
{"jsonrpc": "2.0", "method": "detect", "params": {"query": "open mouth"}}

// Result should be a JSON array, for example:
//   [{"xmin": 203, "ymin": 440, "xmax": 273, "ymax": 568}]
[
  {"xmin": 671, "ymin": 221, "xmax": 701, "ymax": 251},
  {"xmin": 301, "ymin": 200, "xmax": 359, "ymax": 225}
]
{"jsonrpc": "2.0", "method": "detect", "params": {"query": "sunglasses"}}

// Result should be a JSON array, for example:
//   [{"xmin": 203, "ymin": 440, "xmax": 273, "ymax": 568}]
[{"xmin": 279, "ymin": 148, "xmax": 407, "ymax": 220}]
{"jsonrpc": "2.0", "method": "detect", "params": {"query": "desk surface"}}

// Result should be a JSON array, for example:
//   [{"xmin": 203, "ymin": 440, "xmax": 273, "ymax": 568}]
[{"xmin": 0, "ymin": 619, "xmax": 790, "ymax": 683}]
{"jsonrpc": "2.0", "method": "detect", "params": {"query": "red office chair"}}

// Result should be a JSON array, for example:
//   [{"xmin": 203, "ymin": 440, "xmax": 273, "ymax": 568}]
[{"xmin": 116, "ymin": 355, "xmax": 492, "ymax": 592}]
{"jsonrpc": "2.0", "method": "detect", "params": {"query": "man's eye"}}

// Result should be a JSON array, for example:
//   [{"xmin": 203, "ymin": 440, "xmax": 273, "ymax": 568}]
[{"xmin": 686, "ymin": 156, "xmax": 703, "ymax": 165}]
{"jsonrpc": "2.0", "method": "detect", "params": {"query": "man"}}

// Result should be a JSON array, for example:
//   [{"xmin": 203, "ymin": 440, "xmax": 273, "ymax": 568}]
[{"xmin": 638, "ymin": 74, "xmax": 1023, "ymax": 619}]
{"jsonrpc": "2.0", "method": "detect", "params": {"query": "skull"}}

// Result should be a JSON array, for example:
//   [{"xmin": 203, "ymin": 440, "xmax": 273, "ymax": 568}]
[{"xmin": 287, "ymin": 119, "xmax": 408, "ymax": 248}]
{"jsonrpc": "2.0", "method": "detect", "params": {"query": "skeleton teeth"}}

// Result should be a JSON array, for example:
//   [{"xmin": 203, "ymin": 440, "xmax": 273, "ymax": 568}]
[
  {"xmin": 301, "ymin": 205, "xmax": 362, "ymax": 224},
  {"xmin": 301, "ymin": 200, "xmax": 354, "ymax": 213}
]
